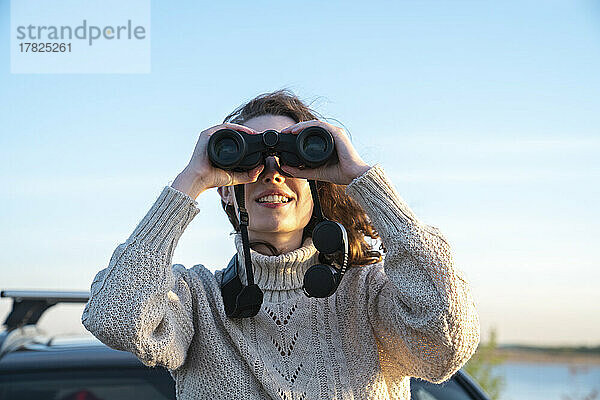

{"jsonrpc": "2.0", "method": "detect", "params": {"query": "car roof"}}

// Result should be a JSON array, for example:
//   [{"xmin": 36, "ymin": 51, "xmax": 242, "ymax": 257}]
[
  {"xmin": 0, "ymin": 334, "xmax": 145, "ymax": 372},
  {"xmin": 1, "ymin": 332, "xmax": 476, "ymax": 380}
]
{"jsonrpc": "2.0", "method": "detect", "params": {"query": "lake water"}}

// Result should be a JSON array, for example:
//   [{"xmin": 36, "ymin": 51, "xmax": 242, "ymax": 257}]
[{"xmin": 496, "ymin": 362, "xmax": 600, "ymax": 400}]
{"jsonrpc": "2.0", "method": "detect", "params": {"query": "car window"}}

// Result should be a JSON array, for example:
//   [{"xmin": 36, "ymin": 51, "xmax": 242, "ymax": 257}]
[
  {"xmin": 0, "ymin": 368, "xmax": 175, "ymax": 400},
  {"xmin": 411, "ymin": 377, "xmax": 475, "ymax": 400}
]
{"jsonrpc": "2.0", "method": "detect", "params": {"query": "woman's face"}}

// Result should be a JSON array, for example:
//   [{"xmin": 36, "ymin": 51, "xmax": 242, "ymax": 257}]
[{"xmin": 220, "ymin": 114, "xmax": 314, "ymax": 239}]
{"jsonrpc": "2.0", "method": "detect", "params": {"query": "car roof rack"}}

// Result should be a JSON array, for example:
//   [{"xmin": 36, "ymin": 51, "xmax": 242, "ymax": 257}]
[
  {"xmin": 1, "ymin": 290, "xmax": 90, "ymax": 331},
  {"xmin": 0, "ymin": 290, "xmax": 90, "ymax": 358}
]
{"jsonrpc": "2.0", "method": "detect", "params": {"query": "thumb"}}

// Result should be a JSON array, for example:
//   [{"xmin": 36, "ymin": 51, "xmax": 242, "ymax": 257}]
[
  {"xmin": 232, "ymin": 165, "xmax": 264, "ymax": 184},
  {"xmin": 281, "ymin": 165, "xmax": 320, "ymax": 180}
]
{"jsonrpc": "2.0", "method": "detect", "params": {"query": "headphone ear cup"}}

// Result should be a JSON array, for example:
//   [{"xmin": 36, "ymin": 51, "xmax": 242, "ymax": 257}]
[
  {"xmin": 303, "ymin": 264, "xmax": 339, "ymax": 298},
  {"xmin": 312, "ymin": 220, "xmax": 344, "ymax": 254},
  {"xmin": 234, "ymin": 284, "xmax": 264, "ymax": 318}
]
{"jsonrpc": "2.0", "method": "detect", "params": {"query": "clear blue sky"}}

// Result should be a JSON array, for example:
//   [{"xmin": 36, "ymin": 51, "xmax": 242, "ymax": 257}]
[{"xmin": 1, "ymin": 0, "xmax": 599, "ymax": 345}]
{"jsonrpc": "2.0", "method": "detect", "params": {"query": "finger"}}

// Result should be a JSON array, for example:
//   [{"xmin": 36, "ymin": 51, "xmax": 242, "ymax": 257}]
[
  {"xmin": 206, "ymin": 123, "xmax": 256, "ymax": 137},
  {"xmin": 292, "ymin": 121, "xmax": 345, "ymax": 139},
  {"xmin": 232, "ymin": 165, "xmax": 264, "ymax": 185},
  {"xmin": 280, "ymin": 165, "xmax": 321, "ymax": 181},
  {"xmin": 223, "ymin": 123, "xmax": 257, "ymax": 135},
  {"xmin": 280, "ymin": 119, "xmax": 320, "ymax": 134},
  {"xmin": 289, "ymin": 119, "xmax": 320, "ymax": 133},
  {"xmin": 231, "ymin": 171, "xmax": 248, "ymax": 185},
  {"xmin": 280, "ymin": 165, "xmax": 299, "ymax": 175},
  {"xmin": 275, "ymin": 162, "xmax": 294, "ymax": 178},
  {"xmin": 247, "ymin": 164, "xmax": 264, "ymax": 181},
  {"xmin": 280, "ymin": 123, "xmax": 300, "ymax": 134}
]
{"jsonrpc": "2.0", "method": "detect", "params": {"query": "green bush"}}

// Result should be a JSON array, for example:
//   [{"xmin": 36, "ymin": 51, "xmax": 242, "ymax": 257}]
[{"xmin": 464, "ymin": 327, "xmax": 506, "ymax": 400}]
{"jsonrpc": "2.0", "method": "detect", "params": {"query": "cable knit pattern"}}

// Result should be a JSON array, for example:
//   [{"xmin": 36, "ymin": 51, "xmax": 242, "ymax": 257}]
[
  {"xmin": 82, "ymin": 164, "xmax": 480, "ymax": 400},
  {"xmin": 234, "ymin": 233, "xmax": 319, "ymax": 302}
]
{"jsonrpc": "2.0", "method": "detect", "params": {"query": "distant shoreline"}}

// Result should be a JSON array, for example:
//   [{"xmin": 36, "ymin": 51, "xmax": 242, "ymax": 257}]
[{"xmin": 495, "ymin": 348, "xmax": 600, "ymax": 365}]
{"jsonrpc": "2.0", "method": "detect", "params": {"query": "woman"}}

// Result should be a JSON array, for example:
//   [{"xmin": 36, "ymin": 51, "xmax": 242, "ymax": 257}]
[{"xmin": 82, "ymin": 90, "xmax": 480, "ymax": 399}]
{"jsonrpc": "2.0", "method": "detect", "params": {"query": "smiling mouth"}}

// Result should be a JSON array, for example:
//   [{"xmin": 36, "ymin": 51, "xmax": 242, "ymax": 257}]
[{"xmin": 256, "ymin": 194, "xmax": 292, "ymax": 204}]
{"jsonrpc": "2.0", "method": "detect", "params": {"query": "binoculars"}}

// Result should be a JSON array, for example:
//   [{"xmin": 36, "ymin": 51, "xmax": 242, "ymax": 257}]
[{"xmin": 207, "ymin": 126, "xmax": 337, "ymax": 171}]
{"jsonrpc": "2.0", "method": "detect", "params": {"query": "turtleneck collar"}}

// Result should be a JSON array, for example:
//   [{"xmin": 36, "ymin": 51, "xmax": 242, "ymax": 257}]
[{"xmin": 233, "ymin": 232, "xmax": 319, "ymax": 302}]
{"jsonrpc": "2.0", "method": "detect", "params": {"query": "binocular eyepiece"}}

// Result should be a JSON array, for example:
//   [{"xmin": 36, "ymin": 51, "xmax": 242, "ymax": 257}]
[{"xmin": 208, "ymin": 126, "xmax": 337, "ymax": 171}]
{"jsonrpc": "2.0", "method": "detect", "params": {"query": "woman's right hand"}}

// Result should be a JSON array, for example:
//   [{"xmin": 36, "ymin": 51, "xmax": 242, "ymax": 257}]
[{"xmin": 171, "ymin": 123, "xmax": 264, "ymax": 199}]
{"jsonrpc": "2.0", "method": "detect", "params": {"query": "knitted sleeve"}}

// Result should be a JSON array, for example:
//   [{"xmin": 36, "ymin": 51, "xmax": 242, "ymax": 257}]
[
  {"xmin": 345, "ymin": 164, "xmax": 480, "ymax": 383},
  {"xmin": 81, "ymin": 186, "xmax": 200, "ymax": 370}
]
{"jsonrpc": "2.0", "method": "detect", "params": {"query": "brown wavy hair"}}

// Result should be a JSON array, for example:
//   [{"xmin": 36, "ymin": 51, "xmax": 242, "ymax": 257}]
[{"xmin": 221, "ymin": 89, "xmax": 382, "ymax": 267}]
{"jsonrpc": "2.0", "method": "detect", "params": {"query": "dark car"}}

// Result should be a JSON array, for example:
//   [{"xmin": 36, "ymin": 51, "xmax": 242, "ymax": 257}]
[{"xmin": 0, "ymin": 290, "xmax": 490, "ymax": 400}]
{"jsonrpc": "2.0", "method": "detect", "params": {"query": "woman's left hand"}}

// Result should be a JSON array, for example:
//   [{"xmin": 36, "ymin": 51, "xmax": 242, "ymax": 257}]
[{"xmin": 279, "ymin": 120, "xmax": 371, "ymax": 185}]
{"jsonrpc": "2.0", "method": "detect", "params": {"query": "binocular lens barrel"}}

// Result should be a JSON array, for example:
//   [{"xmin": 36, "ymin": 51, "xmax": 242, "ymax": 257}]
[
  {"xmin": 295, "ymin": 127, "xmax": 334, "ymax": 167},
  {"xmin": 208, "ymin": 129, "xmax": 247, "ymax": 169},
  {"xmin": 214, "ymin": 137, "xmax": 239, "ymax": 163}
]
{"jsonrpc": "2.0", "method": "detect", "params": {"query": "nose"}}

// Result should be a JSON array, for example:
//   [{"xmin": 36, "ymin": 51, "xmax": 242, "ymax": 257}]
[{"xmin": 261, "ymin": 156, "xmax": 285, "ymax": 184}]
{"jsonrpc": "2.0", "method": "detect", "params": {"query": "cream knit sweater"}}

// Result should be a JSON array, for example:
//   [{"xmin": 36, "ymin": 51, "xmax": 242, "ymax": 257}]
[{"xmin": 82, "ymin": 164, "xmax": 480, "ymax": 400}]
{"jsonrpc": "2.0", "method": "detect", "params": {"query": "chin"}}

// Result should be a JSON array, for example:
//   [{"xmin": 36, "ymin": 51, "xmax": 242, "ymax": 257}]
[{"xmin": 251, "ymin": 224, "xmax": 295, "ymax": 233}]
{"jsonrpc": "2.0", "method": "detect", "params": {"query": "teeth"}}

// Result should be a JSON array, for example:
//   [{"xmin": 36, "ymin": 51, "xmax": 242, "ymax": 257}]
[{"xmin": 257, "ymin": 195, "xmax": 291, "ymax": 203}]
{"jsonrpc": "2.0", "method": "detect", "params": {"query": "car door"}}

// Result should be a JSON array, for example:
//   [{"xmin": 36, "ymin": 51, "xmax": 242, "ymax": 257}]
[{"xmin": 0, "ymin": 367, "xmax": 176, "ymax": 400}]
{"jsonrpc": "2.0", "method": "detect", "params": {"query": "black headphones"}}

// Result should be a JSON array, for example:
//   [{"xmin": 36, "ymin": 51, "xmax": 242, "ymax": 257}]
[
  {"xmin": 303, "ymin": 219, "xmax": 348, "ymax": 298},
  {"xmin": 220, "ymin": 180, "xmax": 349, "ymax": 318}
]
